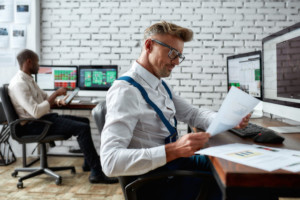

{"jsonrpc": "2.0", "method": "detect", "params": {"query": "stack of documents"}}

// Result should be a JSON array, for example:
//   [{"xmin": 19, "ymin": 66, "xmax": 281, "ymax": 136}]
[{"xmin": 196, "ymin": 143, "xmax": 300, "ymax": 172}]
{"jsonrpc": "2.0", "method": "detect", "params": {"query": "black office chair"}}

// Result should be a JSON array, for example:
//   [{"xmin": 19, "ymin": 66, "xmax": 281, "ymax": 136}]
[
  {"xmin": 0, "ymin": 102, "xmax": 16, "ymax": 166},
  {"xmin": 0, "ymin": 84, "xmax": 76, "ymax": 188},
  {"xmin": 92, "ymin": 101, "xmax": 215, "ymax": 200}
]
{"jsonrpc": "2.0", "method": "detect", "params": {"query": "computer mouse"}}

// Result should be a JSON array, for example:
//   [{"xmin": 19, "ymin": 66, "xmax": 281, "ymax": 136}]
[{"xmin": 253, "ymin": 130, "xmax": 285, "ymax": 144}]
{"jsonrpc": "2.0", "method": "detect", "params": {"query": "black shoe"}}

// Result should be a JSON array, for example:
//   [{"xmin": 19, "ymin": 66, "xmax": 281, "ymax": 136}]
[
  {"xmin": 82, "ymin": 163, "xmax": 91, "ymax": 172},
  {"xmin": 89, "ymin": 172, "xmax": 118, "ymax": 184}
]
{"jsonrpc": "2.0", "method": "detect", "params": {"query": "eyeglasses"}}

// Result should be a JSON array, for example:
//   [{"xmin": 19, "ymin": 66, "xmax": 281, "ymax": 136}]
[{"xmin": 151, "ymin": 39, "xmax": 185, "ymax": 64}]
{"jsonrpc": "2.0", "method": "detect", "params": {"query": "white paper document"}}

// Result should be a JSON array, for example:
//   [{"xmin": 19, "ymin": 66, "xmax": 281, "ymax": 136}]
[
  {"xmin": 0, "ymin": 0, "xmax": 14, "ymax": 22},
  {"xmin": 14, "ymin": 0, "xmax": 31, "ymax": 24},
  {"xmin": 11, "ymin": 25, "xmax": 26, "ymax": 48},
  {"xmin": 207, "ymin": 86, "xmax": 260, "ymax": 136},
  {"xmin": 0, "ymin": 24, "xmax": 9, "ymax": 47},
  {"xmin": 196, "ymin": 143, "xmax": 300, "ymax": 172}
]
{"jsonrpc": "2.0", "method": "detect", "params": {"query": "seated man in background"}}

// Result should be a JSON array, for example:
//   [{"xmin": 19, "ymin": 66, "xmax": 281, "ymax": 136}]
[
  {"xmin": 8, "ymin": 49, "xmax": 117, "ymax": 184},
  {"xmin": 100, "ymin": 21, "xmax": 250, "ymax": 199}
]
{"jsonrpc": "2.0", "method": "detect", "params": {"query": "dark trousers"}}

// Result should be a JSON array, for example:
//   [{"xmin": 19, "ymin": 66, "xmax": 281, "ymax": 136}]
[
  {"xmin": 137, "ymin": 155, "xmax": 221, "ymax": 200},
  {"xmin": 19, "ymin": 113, "xmax": 101, "ymax": 170}
]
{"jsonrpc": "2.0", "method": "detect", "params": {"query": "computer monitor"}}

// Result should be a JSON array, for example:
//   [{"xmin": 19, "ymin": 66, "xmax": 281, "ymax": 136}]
[
  {"xmin": 227, "ymin": 51, "xmax": 262, "ymax": 99},
  {"xmin": 262, "ymin": 22, "xmax": 300, "ymax": 122},
  {"xmin": 263, "ymin": 22, "xmax": 300, "ymax": 108},
  {"xmin": 78, "ymin": 65, "xmax": 118, "ymax": 91},
  {"xmin": 36, "ymin": 65, "xmax": 78, "ymax": 90}
]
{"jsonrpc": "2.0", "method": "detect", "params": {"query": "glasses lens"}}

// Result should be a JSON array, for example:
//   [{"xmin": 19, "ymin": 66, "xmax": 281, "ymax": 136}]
[
  {"xmin": 169, "ymin": 49, "xmax": 178, "ymax": 59},
  {"xmin": 169, "ymin": 49, "xmax": 185, "ymax": 63}
]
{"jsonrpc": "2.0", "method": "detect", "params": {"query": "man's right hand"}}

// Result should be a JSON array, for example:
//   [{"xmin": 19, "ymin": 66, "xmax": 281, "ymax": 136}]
[
  {"xmin": 165, "ymin": 132, "xmax": 210, "ymax": 163},
  {"xmin": 48, "ymin": 87, "xmax": 67, "ymax": 105},
  {"xmin": 55, "ymin": 87, "xmax": 67, "ymax": 96}
]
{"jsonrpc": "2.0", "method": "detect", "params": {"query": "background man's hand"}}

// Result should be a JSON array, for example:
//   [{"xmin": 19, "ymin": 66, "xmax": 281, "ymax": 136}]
[
  {"xmin": 58, "ymin": 95, "xmax": 69, "ymax": 106},
  {"xmin": 55, "ymin": 87, "xmax": 67, "ymax": 96}
]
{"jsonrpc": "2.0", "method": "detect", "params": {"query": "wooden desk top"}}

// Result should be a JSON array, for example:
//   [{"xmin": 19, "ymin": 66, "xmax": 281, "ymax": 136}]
[{"xmin": 207, "ymin": 117, "xmax": 300, "ymax": 189}]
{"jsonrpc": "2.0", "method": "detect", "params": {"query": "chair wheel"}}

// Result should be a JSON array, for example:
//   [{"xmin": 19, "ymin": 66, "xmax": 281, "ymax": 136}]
[
  {"xmin": 71, "ymin": 168, "xmax": 76, "ymax": 174},
  {"xmin": 12, "ymin": 171, "xmax": 18, "ymax": 177},
  {"xmin": 56, "ymin": 177, "xmax": 62, "ymax": 185},
  {"xmin": 17, "ymin": 182, "xmax": 23, "ymax": 189}
]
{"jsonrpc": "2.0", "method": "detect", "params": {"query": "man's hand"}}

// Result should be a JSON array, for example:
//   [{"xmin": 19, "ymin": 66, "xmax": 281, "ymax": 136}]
[
  {"xmin": 234, "ymin": 113, "xmax": 251, "ymax": 129},
  {"xmin": 56, "ymin": 95, "xmax": 69, "ymax": 106},
  {"xmin": 48, "ymin": 87, "xmax": 67, "ymax": 105},
  {"xmin": 55, "ymin": 87, "xmax": 67, "ymax": 96},
  {"xmin": 165, "ymin": 132, "xmax": 210, "ymax": 162}
]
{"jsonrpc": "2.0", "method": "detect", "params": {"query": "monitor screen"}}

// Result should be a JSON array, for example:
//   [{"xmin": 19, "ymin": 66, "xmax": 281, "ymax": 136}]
[
  {"xmin": 262, "ymin": 22, "xmax": 300, "ymax": 108},
  {"xmin": 227, "ymin": 51, "xmax": 262, "ymax": 99},
  {"xmin": 36, "ymin": 65, "xmax": 78, "ymax": 90},
  {"xmin": 78, "ymin": 65, "xmax": 118, "ymax": 90}
]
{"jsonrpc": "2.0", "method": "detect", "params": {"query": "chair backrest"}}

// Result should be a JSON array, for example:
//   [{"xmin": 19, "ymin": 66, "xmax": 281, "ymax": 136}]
[
  {"xmin": 0, "ymin": 84, "xmax": 19, "ymax": 124},
  {"xmin": 0, "ymin": 102, "xmax": 7, "ymax": 124},
  {"xmin": 91, "ymin": 100, "xmax": 107, "ymax": 134}
]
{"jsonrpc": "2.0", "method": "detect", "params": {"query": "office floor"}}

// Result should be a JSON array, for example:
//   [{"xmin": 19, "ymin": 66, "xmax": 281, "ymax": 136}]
[
  {"xmin": 0, "ymin": 157, "xmax": 299, "ymax": 200},
  {"xmin": 0, "ymin": 156, "xmax": 123, "ymax": 200}
]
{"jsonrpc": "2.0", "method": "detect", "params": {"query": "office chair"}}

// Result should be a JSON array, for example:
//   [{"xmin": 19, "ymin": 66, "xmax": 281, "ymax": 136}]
[
  {"xmin": 1, "ymin": 101, "xmax": 37, "ymax": 167},
  {"xmin": 0, "ymin": 84, "xmax": 76, "ymax": 188},
  {"xmin": 92, "ymin": 101, "xmax": 215, "ymax": 200},
  {"xmin": 0, "ymin": 102, "xmax": 16, "ymax": 166}
]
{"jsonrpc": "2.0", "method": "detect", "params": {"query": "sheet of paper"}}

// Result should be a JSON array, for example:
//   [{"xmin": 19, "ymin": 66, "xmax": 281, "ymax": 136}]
[
  {"xmin": 14, "ymin": 0, "xmax": 31, "ymax": 24},
  {"xmin": 253, "ymin": 145, "xmax": 300, "ymax": 172},
  {"xmin": 0, "ymin": 24, "xmax": 9, "ymax": 47},
  {"xmin": 282, "ymin": 162, "xmax": 300, "ymax": 172},
  {"xmin": 196, "ymin": 143, "xmax": 300, "ymax": 172},
  {"xmin": 0, "ymin": 0, "xmax": 14, "ymax": 22},
  {"xmin": 207, "ymin": 86, "xmax": 260, "ymax": 136},
  {"xmin": 11, "ymin": 25, "xmax": 26, "ymax": 48}
]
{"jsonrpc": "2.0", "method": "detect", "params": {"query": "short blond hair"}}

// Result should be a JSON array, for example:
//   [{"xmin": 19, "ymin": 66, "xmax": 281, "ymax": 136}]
[{"xmin": 144, "ymin": 21, "xmax": 193, "ymax": 42}]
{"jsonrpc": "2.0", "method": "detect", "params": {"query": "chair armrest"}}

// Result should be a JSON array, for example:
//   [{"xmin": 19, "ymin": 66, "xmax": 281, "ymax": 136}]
[
  {"xmin": 9, "ymin": 118, "xmax": 53, "ymax": 143},
  {"xmin": 124, "ymin": 170, "xmax": 213, "ymax": 199}
]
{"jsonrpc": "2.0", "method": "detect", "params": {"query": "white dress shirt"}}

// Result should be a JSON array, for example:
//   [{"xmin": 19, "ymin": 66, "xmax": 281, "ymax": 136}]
[
  {"xmin": 8, "ymin": 70, "xmax": 50, "ymax": 120},
  {"xmin": 100, "ymin": 61, "xmax": 216, "ymax": 177}
]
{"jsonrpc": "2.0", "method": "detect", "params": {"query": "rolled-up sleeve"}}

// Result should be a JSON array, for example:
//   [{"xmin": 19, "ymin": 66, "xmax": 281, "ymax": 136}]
[{"xmin": 100, "ymin": 82, "xmax": 166, "ymax": 177}]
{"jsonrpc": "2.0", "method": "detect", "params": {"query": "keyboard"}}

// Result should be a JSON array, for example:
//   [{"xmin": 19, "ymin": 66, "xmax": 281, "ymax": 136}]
[{"xmin": 230, "ymin": 123, "xmax": 272, "ymax": 138}]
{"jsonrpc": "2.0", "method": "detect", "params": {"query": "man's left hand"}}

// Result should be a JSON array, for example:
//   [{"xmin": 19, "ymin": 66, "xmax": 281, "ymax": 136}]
[{"xmin": 234, "ymin": 113, "xmax": 251, "ymax": 129}]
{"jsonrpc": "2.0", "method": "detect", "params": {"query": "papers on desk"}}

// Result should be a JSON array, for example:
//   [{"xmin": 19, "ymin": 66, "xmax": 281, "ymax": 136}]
[
  {"xmin": 207, "ymin": 86, "xmax": 260, "ymax": 136},
  {"xmin": 196, "ymin": 143, "xmax": 300, "ymax": 172}
]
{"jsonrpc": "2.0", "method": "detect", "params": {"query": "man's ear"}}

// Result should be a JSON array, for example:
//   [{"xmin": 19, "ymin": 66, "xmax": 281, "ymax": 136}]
[
  {"xmin": 21, "ymin": 58, "xmax": 31, "ymax": 70},
  {"xmin": 144, "ymin": 39, "xmax": 152, "ymax": 53},
  {"xmin": 26, "ymin": 58, "xmax": 32, "ymax": 64}
]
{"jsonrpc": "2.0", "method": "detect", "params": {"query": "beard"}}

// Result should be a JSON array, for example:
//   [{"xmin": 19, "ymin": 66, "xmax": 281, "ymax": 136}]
[{"xmin": 30, "ymin": 66, "xmax": 39, "ymax": 74}]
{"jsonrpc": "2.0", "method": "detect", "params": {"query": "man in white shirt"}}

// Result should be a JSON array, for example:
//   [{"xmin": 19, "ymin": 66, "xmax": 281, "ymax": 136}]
[
  {"xmin": 100, "ymin": 21, "xmax": 250, "ymax": 199},
  {"xmin": 8, "ymin": 49, "xmax": 117, "ymax": 184}
]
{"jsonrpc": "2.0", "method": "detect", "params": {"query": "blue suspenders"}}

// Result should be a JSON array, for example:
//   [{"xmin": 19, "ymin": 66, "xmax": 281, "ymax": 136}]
[{"xmin": 118, "ymin": 76, "xmax": 178, "ymax": 144}]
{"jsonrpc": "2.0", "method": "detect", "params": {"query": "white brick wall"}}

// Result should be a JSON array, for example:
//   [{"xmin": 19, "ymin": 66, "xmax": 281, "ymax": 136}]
[{"xmin": 40, "ymin": 0, "xmax": 300, "ymax": 152}]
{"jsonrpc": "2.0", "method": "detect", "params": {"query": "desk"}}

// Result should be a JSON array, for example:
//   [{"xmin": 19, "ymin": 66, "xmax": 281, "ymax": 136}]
[
  {"xmin": 51, "ymin": 102, "xmax": 97, "ymax": 110},
  {"xmin": 207, "ymin": 117, "xmax": 300, "ymax": 200}
]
